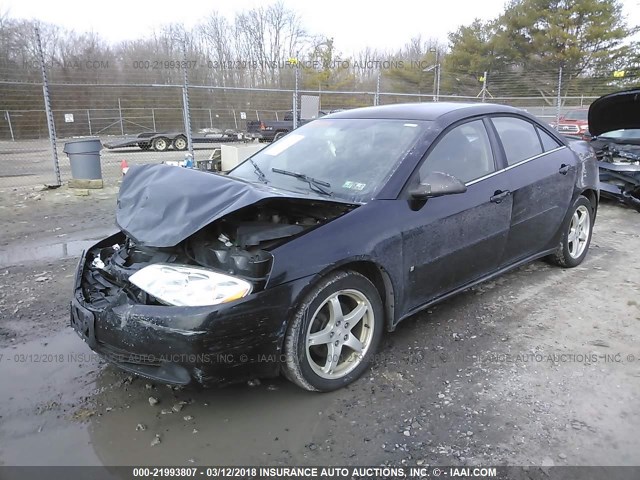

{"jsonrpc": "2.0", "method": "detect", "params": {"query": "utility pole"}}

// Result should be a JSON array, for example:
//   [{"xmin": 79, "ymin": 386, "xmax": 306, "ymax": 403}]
[
  {"xmin": 481, "ymin": 72, "xmax": 487, "ymax": 102},
  {"xmin": 35, "ymin": 25, "xmax": 61, "ymax": 187},
  {"xmin": 5, "ymin": 111, "xmax": 15, "ymax": 141},
  {"xmin": 555, "ymin": 66, "xmax": 563, "ymax": 128},
  {"xmin": 435, "ymin": 49, "xmax": 441, "ymax": 102},
  {"xmin": 292, "ymin": 58, "xmax": 299, "ymax": 130},
  {"xmin": 476, "ymin": 72, "xmax": 493, "ymax": 102},
  {"xmin": 427, "ymin": 47, "xmax": 441, "ymax": 102},
  {"xmin": 180, "ymin": 35, "xmax": 194, "ymax": 159},
  {"xmin": 118, "ymin": 98, "xmax": 124, "ymax": 135},
  {"xmin": 432, "ymin": 51, "xmax": 438, "ymax": 101}
]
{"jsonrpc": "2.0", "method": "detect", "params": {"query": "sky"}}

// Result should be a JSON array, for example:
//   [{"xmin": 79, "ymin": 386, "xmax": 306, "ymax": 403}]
[{"xmin": 2, "ymin": 0, "xmax": 640, "ymax": 55}]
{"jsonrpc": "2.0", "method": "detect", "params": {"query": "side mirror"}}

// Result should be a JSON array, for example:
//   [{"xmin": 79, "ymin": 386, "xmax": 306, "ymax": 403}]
[{"xmin": 409, "ymin": 172, "xmax": 467, "ymax": 200}]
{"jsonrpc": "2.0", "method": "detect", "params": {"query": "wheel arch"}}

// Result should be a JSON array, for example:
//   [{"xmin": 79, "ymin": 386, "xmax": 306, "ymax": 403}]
[
  {"xmin": 550, "ymin": 188, "xmax": 599, "ymax": 250},
  {"xmin": 579, "ymin": 188, "xmax": 599, "ymax": 219},
  {"xmin": 279, "ymin": 261, "xmax": 394, "ymax": 390},
  {"xmin": 273, "ymin": 129, "xmax": 289, "ymax": 140},
  {"xmin": 291, "ymin": 260, "xmax": 397, "ymax": 333},
  {"xmin": 340, "ymin": 261, "xmax": 396, "ymax": 332}
]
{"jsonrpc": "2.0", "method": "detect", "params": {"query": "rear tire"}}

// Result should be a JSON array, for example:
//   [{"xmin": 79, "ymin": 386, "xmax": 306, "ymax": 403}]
[
  {"xmin": 282, "ymin": 270, "xmax": 384, "ymax": 392},
  {"xmin": 273, "ymin": 131, "xmax": 288, "ymax": 142},
  {"xmin": 152, "ymin": 137, "xmax": 170, "ymax": 152},
  {"xmin": 548, "ymin": 195, "xmax": 594, "ymax": 268},
  {"xmin": 172, "ymin": 135, "xmax": 188, "ymax": 151}
]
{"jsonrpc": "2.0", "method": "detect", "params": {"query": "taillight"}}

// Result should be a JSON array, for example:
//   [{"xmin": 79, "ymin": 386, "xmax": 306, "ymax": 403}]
[{"xmin": 259, "ymin": 122, "xmax": 266, "ymax": 130}]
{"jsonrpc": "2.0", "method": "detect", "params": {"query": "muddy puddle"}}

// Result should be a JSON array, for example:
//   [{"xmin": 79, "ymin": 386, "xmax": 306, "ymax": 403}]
[{"xmin": 0, "ymin": 328, "xmax": 335, "ymax": 466}]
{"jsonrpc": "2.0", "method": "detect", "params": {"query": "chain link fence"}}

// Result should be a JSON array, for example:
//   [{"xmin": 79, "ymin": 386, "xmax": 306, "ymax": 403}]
[{"xmin": 1, "ymin": 32, "xmax": 636, "ymax": 190}]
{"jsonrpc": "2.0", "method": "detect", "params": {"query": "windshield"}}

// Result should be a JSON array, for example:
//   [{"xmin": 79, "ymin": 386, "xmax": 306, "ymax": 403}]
[
  {"xmin": 564, "ymin": 110, "xmax": 588, "ymax": 121},
  {"xmin": 600, "ymin": 129, "xmax": 640, "ymax": 140},
  {"xmin": 230, "ymin": 118, "xmax": 428, "ymax": 202}
]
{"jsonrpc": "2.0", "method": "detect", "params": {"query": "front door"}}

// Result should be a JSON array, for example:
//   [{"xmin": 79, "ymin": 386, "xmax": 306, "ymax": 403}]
[{"xmin": 402, "ymin": 119, "xmax": 513, "ymax": 311}]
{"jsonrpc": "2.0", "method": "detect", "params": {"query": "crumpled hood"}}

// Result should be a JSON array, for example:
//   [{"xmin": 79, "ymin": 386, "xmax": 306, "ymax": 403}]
[
  {"xmin": 589, "ymin": 89, "xmax": 640, "ymax": 137},
  {"xmin": 116, "ymin": 164, "xmax": 352, "ymax": 248}
]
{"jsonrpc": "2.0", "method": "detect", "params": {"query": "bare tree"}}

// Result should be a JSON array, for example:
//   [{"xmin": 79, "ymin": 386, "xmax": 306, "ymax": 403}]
[{"xmin": 198, "ymin": 12, "xmax": 233, "ymax": 86}]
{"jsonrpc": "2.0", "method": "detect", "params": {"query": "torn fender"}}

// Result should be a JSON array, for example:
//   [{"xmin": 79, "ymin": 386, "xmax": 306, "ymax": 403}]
[{"xmin": 116, "ymin": 164, "xmax": 355, "ymax": 248}]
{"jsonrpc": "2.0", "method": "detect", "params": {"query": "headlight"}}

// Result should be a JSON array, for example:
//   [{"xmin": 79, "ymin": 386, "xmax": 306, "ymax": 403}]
[{"xmin": 129, "ymin": 264, "xmax": 252, "ymax": 307}]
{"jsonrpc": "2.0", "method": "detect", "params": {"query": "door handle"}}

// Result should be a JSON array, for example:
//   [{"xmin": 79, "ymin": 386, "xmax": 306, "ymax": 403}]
[
  {"xmin": 490, "ymin": 190, "xmax": 511, "ymax": 204},
  {"xmin": 559, "ymin": 164, "xmax": 571, "ymax": 175}
]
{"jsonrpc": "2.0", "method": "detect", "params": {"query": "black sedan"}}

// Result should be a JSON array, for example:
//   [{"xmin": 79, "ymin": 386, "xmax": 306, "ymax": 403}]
[{"xmin": 71, "ymin": 103, "xmax": 599, "ymax": 392}]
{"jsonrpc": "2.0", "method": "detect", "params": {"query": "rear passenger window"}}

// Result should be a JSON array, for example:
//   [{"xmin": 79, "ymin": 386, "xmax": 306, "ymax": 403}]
[
  {"xmin": 537, "ymin": 127, "xmax": 561, "ymax": 152},
  {"xmin": 491, "ymin": 117, "xmax": 543, "ymax": 165}
]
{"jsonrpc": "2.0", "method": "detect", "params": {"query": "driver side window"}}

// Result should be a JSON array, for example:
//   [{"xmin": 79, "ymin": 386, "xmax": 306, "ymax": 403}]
[{"xmin": 419, "ymin": 120, "xmax": 495, "ymax": 184}]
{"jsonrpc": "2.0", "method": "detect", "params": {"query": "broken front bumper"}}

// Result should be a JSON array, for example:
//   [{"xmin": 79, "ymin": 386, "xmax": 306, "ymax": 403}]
[
  {"xmin": 70, "ymin": 243, "xmax": 314, "ymax": 386},
  {"xmin": 597, "ymin": 160, "xmax": 640, "ymax": 210}
]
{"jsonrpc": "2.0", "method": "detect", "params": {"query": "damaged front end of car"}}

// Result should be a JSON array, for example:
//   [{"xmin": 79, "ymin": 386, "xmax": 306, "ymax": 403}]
[
  {"xmin": 594, "ymin": 143, "xmax": 640, "ymax": 211},
  {"xmin": 70, "ymin": 164, "xmax": 358, "ymax": 386},
  {"xmin": 588, "ymin": 89, "xmax": 640, "ymax": 212}
]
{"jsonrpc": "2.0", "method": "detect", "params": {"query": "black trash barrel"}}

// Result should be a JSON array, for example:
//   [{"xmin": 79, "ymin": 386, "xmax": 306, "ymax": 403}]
[{"xmin": 63, "ymin": 138, "xmax": 103, "ymax": 180}]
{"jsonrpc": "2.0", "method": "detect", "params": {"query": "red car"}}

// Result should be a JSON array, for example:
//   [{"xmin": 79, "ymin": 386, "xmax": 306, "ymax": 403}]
[{"xmin": 554, "ymin": 109, "xmax": 589, "ymax": 137}]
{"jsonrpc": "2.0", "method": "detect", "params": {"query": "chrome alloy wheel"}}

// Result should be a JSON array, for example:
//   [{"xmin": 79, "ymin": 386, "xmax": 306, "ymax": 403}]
[
  {"xmin": 305, "ymin": 289, "xmax": 375, "ymax": 379},
  {"xmin": 568, "ymin": 205, "xmax": 591, "ymax": 259}
]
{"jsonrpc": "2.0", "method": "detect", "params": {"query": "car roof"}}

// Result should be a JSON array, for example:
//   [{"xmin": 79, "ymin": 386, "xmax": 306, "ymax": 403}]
[{"xmin": 325, "ymin": 102, "xmax": 523, "ymax": 121}]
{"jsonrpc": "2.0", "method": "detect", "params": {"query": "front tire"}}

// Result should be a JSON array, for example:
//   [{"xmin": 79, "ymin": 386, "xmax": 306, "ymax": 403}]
[
  {"xmin": 152, "ymin": 137, "xmax": 169, "ymax": 152},
  {"xmin": 549, "ymin": 195, "xmax": 594, "ymax": 268},
  {"xmin": 282, "ymin": 271, "xmax": 384, "ymax": 392}
]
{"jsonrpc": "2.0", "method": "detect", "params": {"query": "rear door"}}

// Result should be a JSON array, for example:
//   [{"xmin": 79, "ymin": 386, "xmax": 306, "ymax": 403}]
[
  {"xmin": 489, "ymin": 116, "xmax": 576, "ymax": 264},
  {"xmin": 402, "ymin": 118, "xmax": 513, "ymax": 311}
]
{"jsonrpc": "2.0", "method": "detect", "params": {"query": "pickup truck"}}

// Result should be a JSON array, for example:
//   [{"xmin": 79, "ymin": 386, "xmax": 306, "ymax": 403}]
[
  {"xmin": 247, "ymin": 111, "xmax": 329, "ymax": 142},
  {"xmin": 552, "ymin": 108, "xmax": 589, "ymax": 138}
]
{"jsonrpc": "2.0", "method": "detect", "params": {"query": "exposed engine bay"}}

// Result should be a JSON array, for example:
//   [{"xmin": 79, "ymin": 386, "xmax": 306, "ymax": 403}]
[
  {"xmin": 593, "ymin": 141, "xmax": 640, "ymax": 211},
  {"xmin": 82, "ymin": 199, "xmax": 356, "ymax": 309},
  {"xmin": 597, "ymin": 142, "xmax": 640, "ymax": 164},
  {"xmin": 585, "ymin": 88, "xmax": 640, "ymax": 212}
]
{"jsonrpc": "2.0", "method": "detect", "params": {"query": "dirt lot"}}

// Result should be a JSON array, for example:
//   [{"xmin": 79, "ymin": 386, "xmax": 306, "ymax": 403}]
[{"xmin": 0, "ymin": 185, "xmax": 639, "ymax": 467}]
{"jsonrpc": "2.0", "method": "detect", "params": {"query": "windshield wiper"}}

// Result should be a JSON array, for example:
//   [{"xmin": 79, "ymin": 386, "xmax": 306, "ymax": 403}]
[
  {"xmin": 271, "ymin": 168, "xmax": 332, "ymax": 196},
  {"xmin": 250, "ymin": 158, "xmax": 267, "ymax": 183}
]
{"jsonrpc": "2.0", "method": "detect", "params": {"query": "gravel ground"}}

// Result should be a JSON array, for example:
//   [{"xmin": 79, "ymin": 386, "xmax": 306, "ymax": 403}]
[{"xmin": 0, "ymin": 186, "xmax": 639, "ymax": 467}]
